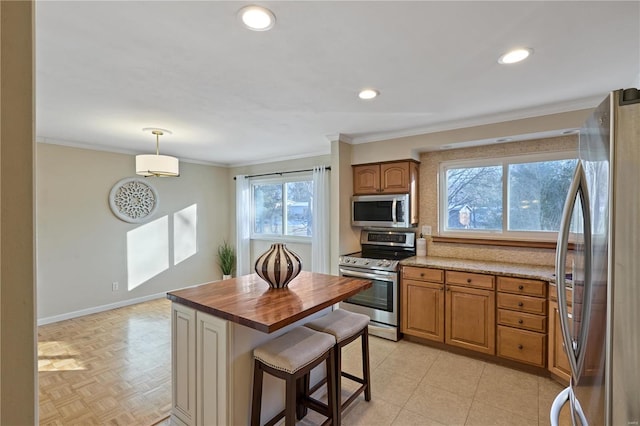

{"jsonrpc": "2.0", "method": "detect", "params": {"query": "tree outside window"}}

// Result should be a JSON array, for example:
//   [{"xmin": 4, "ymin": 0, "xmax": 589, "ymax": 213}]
[
  {"xmin": 252, "ymin": 178, "xmax": 313, "ymax": 238},
  {"xmin": 442, "ymin": 155, "xmax": 577, "ymax": 238}
]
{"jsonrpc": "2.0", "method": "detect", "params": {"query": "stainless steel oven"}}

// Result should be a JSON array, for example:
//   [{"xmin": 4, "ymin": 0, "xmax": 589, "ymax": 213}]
[{"xmin": 338, "ymin": 229, "xmax": 416, "ymax": 341}]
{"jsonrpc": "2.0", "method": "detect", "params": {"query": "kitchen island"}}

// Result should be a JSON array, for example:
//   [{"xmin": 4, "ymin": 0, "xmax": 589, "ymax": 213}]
[{"xmin": 166, "ymin": 271, "xmax": 371, "ymax": 426}]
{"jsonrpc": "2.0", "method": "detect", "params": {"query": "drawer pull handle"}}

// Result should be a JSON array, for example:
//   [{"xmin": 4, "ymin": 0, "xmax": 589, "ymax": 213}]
[
  {"xmin": 518, "ymin": 285, "xmax": 524, "ymax": 290},
  {"xmin": 518, "ymin": 344, "xmax": 524, "ymax": 350},
  {"xmin": 466, "ymin": 278, "xmax": 472, "ymax": 283},
  {"xmin": 420, "ymin": 273, "xmax": 424, "ymax": 277},
  {"xmin": 518, "ymin": 319, "xmax": 523, "ymax": 324},
  {"xmin": 518, "ymin": 302, "xmax": 524, "ymax": 307}
]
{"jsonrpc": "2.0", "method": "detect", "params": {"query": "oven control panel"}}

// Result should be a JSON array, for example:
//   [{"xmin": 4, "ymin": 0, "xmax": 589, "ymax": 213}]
[{"xmin": 339, "ymin": 255, "xmax": 399, "ymax": 272}]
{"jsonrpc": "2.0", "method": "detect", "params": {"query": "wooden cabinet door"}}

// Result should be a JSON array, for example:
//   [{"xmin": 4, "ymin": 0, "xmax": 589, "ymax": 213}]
[
  {"xmin": 172, "ymin": 303, "xmax": 196, "ymax": 425},
  {"xmin": 196, "ymin": 311, "xmax": 229, "ymax": 426},
  {"xmin": 401, "ymin": 279, "xmax": 444, "ymax": 342},
  {"xmin": 548, "ymin": 300, "xmax": 571, "ymax": 383},
  {"xmin": 380, "ymin": 162, "xmax": 410, "ymax": 193},
  {"xmin": 353, "ymin": 164, "xmax": 380, "ymax": 194},
  {"xmin": 446, "ymin": 285, "xmax": 495, "ymax": 354}
]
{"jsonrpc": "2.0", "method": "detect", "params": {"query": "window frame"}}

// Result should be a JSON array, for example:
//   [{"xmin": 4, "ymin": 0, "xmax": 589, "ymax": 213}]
[
  {"xmin": 438, "ymin": 150, "xmax": 577, "ymax": 241},
  {"xmin": 249, "ymin": 173, "xmax": 313, "ymax": 243}
]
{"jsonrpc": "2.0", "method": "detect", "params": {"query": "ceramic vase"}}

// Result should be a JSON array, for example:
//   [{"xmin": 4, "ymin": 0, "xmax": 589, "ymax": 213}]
[{"xmin": 254, "ymin": 243, "xmax": 302, "ymax": 289}]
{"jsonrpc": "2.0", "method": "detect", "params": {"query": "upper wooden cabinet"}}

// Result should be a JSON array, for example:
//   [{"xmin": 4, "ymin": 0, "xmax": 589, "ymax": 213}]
[{"xmin": 353, "ymin": 160, "xmax": 419, "ymax": 195}]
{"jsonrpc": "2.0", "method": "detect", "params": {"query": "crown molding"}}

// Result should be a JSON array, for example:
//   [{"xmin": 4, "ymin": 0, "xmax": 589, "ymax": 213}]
[{"xmin": 347, "ymin": 94, "xmax": 604, "ymax": 144}]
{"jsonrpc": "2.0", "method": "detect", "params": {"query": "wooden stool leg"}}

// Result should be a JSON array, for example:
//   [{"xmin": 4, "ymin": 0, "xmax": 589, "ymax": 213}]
[
  {"xmin": 362, "ymin": 329, "xmax": 371, "ymax": 401},
  {"xmin": 335, "ymin": 343, "xmax": 342, "ymax": 409},
  {"xmin": 285, "ymin": 375, "xmax": 297, "ymax": 426},
  {"xmin": 296, "ymin": 374, "xmax": 309, "ymax": 420},
  {"xmin": 327, "ymin": 347, "xmax": 340, "ymax": 426},
  {"xmin": 251, "ymin": 359, "xmax": 264, "ymax": 426}
]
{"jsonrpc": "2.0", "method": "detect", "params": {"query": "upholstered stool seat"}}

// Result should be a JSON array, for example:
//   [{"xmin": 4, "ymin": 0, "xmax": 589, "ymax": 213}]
[
  {"xmin": 305, "ymin": 309, "xmax": 371, "ymax": 420},
  {"xmin": 251, "ymin": 326, "xmax": 338, "ymax": 426}
]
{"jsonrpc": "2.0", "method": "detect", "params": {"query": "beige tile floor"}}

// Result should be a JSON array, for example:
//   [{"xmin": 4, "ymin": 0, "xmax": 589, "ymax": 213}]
[{"xmin": 296, "ymin": 335, "xmax": 572, "ymax": 426}]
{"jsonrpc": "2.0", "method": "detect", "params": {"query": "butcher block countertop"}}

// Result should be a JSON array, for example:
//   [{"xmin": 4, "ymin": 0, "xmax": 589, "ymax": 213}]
[
  {"xmin": 167, "ymin": 271, "xmax": 371, "ymax": 333},
  {"xmin": 400, "ymin": 256, "xmax": 557, "ymax": 282}
]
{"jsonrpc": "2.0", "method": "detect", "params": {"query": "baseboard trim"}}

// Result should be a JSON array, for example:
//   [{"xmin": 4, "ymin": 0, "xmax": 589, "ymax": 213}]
[{"xmin": 37, "ymin": 292, "xmax": 167, "ymax": 326}]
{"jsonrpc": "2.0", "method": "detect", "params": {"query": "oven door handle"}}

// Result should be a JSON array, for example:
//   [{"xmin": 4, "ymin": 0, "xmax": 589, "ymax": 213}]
[{"xmin": 340, "ymin": 268, "xmax": 396, "ymax": 281}]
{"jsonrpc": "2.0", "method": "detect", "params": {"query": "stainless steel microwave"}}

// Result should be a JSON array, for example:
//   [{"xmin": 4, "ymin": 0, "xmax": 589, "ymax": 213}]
[{"xmin": 352, "ymin": 194, "xmax": 413, "ymax": 228}]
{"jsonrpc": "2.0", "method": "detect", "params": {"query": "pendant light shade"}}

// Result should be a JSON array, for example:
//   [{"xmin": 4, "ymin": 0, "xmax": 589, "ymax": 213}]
[{"xmin": 136, "ymin": 128, "xmax": 180, "ymax": 177}]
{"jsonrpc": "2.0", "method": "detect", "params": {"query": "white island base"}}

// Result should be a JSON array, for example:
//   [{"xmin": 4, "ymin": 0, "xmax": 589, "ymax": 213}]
[{"xmin": 169, "ymin": 303, "xmax": 330, "ymax": 426}]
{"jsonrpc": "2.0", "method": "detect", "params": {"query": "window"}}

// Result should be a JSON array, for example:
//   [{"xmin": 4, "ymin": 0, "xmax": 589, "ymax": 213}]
[
  {"xmin": 440, "ymin": 152, "xmax": 577, "ymax": 239},
  {"xmin": 251, "ymin": 176, "xmax": 313, "ymax": 239}
]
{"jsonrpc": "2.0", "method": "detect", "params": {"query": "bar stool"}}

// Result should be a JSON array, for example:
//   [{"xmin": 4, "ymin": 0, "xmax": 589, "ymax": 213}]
[
  {"xmin": 251, "ymin": 326, "xmax": 339, "ymax": 426},
  {"xmin": 304, "ymin": 309, "xmax": 371, "ymax": 419}
]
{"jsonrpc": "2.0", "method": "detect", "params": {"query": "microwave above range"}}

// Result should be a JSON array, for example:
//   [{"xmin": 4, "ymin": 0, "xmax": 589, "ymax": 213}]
[{"xmin": 351, "ymin": 194, "xmax": 417, "ymax": 228}]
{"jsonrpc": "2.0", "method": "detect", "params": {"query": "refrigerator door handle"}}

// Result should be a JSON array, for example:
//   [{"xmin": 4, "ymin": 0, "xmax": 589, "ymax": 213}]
[
  {"xmin": 550, "ymin": 387, "xmax": 570, "ymax": 426},
  {"xmin": 555, "ymin": 162, "xmax": 593, "ymax": 382}
]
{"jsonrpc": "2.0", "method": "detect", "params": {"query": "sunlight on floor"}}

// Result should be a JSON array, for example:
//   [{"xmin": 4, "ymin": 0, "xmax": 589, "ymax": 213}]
[{"xmin": 38, "ymin": 340, "xmax": 86, "ymax": 371}]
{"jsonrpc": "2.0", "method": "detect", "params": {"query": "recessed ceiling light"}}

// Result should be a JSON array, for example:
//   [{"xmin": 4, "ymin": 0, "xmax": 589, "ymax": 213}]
[
  {"xmin": 498, "ymin": 48, "xmax": 533, "ymax": 65},
  {"xmin": 358, "ymin": 89, "xmax": 379, "ymax": 100},
  {"xmin": 238, "ymin": 5, "xmax": 275, "ymax": 31}
]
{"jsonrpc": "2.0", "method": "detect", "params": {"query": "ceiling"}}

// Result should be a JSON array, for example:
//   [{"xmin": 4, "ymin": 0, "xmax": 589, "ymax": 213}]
[{"xmin": 35, "ymin": 1, "xmax": 640, "ymax": 167}]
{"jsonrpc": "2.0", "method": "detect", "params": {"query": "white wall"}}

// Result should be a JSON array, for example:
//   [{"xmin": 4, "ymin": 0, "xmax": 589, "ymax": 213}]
[{"xmin": 36, "ymin": 143, "xmax": 230, "ymax": 320}]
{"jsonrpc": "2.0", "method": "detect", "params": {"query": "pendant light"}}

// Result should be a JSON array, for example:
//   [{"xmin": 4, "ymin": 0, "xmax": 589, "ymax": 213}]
[{"xmin": 136, "ymin": 128, "xmax": 180, "ymax": 177}]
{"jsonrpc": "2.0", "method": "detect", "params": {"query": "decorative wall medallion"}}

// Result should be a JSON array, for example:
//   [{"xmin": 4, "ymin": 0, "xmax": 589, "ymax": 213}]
[{"xmin": 109, "ymin": 178, "xmax": 159, "ymax": 223}]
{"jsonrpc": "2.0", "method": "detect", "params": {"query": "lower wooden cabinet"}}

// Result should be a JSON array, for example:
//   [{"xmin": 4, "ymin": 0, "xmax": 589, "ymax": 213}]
[
  {"xmin": 496, "ymin": 277, "xmax": 547, "ymax": 368},
  {"xmin": 445, "ymin": 285, "xmax": 495, "ymax": 355},
  {"xmin": 548, "ymin": 300, "xmax": 571, "ymax": 382},
  {"xmin": 401, "ymin": 267, "xmax": 445, "ymax": 342},
  {"xmin": 497, "ymin": 325, "xmax": 546, "ymax": 366},
  {"xmin": 401, "ymin": 267, "xmax": 557, "ymax": 371},
  {"xmin": 401, "ymin": 279, "xmax": 445, "ymax": 342}
]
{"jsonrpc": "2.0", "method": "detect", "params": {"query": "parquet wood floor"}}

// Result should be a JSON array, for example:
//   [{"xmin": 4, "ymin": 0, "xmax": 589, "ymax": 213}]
[{"xmin": 38, "ymin": 298, "xmax": 172, "ymax": 425}]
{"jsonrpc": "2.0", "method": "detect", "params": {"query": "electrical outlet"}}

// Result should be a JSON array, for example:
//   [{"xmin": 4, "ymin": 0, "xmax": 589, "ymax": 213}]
[
  {"xmin": 112, "ymin": 281, "xmax": 119, "ymax": 292},
  {"xmin": 421, "ymin": 225, "xmax": 432, "ymax": 236}
]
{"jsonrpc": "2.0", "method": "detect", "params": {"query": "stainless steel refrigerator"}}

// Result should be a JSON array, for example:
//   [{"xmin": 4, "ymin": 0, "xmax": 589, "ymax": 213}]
[{"xmin": 552, "ymin": 88, "xmax": 640, "ymax": 425}]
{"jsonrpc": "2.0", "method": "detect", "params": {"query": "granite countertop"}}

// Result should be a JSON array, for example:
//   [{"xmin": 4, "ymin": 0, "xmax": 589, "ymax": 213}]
[{"xmin": 400, "ymin": 256, "xmax": 558, "ymax": 283}]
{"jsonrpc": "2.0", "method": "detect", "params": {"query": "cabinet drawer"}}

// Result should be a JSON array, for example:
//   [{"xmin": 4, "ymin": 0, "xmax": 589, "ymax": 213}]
[
  {"xmin": 498, "ymin": 293, "xmax": 546, "ymax": 315},
  {"xmin": 446, "ymin": 271, "xmax": 495, "ymax": 290},
  {"xmin": 403, "ymin": 266, "xmax": 444, "ymax": 283},
  {"xmin": 497, "ymin": 325, "xmax": 546, "ymax": 367},
  {"xmin": 548, "ymin": 284, "xmax": 572, "ymax": 305},
  {"xmin": 497, "ymin": 277, "xmax": 547, "ymax": 298},
  {"xmin": 497, "ymin": 309, "xmax": 547, "ymax": 332}
]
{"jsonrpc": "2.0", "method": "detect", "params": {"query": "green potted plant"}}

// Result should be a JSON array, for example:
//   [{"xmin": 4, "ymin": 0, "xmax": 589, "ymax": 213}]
[{"xmin": 217, "ymin": 240, "xmax": 236, "ymax": 280}]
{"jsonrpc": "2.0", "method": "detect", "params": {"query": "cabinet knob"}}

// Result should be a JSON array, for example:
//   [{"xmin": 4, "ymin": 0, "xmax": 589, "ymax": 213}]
[
  {"xmin": 518, "ymin": 319, "xmax": 523, "ymax": 324},
  {"xmin": 518, "ymin": 344, "xmax": 524, "ymax": 350},
  {"xmin": 518, "ymin": 302, "xmax": 524, "ymax": 307},
  {"xmin": 446, "ymin": 287, "xmax": 450, "ymax": 291},
  {"xmin": 420, "ymin": 273, "xmax": 424, "ymax": 277},
  {"xmin": 518, "ymin": 285, "xmax": 524, "ymax": 290},
  {"xmin": 466, "ymin": 278, "xmax": 472, "ymax": 283}
]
